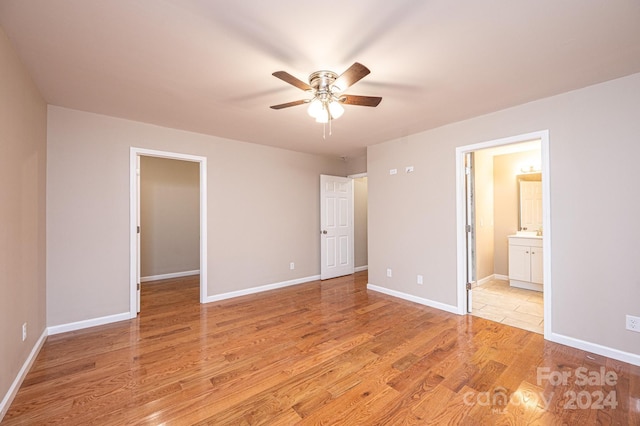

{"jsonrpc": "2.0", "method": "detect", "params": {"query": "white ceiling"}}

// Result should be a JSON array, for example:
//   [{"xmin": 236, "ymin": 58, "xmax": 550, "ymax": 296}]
[{"xmin": 1, "ymin": 1, "xmax": 639, "ymax": 158}]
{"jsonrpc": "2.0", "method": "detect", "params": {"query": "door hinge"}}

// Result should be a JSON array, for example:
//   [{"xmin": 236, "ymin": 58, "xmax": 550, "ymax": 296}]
[
  {"xmin": 137, "ymin": 283, "xmax": 140, "ymax": 291},
  {"xmin": 465, "ymin": 166, "xmax": 471, "ymax": 175},
  {"xmin": 137, "ymin": 226, "xmax": 140, "ymax": 234},
  {"xmin": 466, "ymin": 224, "xmax": 471, "ymax": 233},
  {"xmin": 466, "ymin": 282, "xmax": 472, "ymax": 291}
]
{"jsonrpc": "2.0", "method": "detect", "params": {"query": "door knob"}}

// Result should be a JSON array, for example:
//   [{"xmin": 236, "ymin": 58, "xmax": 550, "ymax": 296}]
[{"xmin": 321, "ymin": 230, "xmax": 327, "ymax": 234}]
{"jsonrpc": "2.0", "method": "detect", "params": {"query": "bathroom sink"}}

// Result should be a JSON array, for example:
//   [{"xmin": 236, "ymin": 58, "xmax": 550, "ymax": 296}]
[{"xmin": 516, "ymin": 231, "xmax": 540, "ymax": 237}]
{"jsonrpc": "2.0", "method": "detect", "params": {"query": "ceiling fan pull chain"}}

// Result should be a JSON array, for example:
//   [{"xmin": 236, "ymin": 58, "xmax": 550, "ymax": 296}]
[{"xmin": 329, "ymin": 113, "xmax": 333, "ymax": 136}]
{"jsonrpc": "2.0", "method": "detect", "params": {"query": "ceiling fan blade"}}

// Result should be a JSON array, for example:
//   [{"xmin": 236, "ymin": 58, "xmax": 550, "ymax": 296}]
[
  {"xmin": 272, "ymin": 71, "xmax": 312, "ymax": 91},
  {"xmin": 332, "ymin": 62, "xmax": 371, "ymax": 92},
  {"xmin": 339, "ymin": 95, "xmax": 382, "ymax": 107},
  {"xmin": 270, "ymin": 99, "xmax": 308, "ymax": 110}
]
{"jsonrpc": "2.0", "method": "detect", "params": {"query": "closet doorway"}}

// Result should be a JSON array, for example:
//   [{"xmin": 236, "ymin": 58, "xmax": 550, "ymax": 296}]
[{"xmin": 129, "ymin": 148, "xmax": 208, "ymax": 316}]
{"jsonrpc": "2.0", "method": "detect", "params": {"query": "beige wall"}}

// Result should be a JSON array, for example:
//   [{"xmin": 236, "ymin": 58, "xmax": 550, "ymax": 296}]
[
  {"xmin": 493, "ymin": 149, "xmax": 541, "ymax": 275},
  {"xmin": 353, "ymin": 177, "xmax": 368, "ymax": 268},
  {"xmin": 345, "ymin": 155, "xmax": 367, "ymax": 175},
  {"xmin": 0, "ymin": 28, "xmax": 47, "ymax": 417},
  {"xmin": 473, "ymin": 150, "xmax": 495, "ymax": 281},
  {"xmin": 368, "ymin": 72, "xmax": 640, "ymax": 357},
  {"xmin": 140, "ymin": 157, "xmax": 200, "ymax": 278},
  {"xmin": 46, "ymin": 106, "xmax": 346, "ymax": 326}
]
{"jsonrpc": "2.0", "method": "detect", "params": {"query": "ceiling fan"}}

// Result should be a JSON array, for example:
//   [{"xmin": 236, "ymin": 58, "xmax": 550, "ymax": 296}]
[{"xmin": 270, "ymin": 62, "xmax": 382, "ymax": 131}]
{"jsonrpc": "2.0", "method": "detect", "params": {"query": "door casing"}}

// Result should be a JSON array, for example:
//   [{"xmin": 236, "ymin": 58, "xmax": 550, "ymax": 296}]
[
  {"xmin": 129, "ymin": 147, "xmax": 208, "ymax": 316},
  {"xmin": 455, "ymin": 130, "xmax": 551, "ymax": 338}
]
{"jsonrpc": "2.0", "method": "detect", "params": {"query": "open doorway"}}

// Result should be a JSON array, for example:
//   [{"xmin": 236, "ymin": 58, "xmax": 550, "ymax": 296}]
[
  {"xmin": 129, "ymin": 148, "xmax": 208, "ymax": 317},
  {"xmin": 351, "ymin": 174, "xmax": 368, "ymax": 273},
  {"xmin": 139, "ymin": 156, "xmax": 200, "ymax": 308},
  {"xmin": 456, "ymin": 131, "xmax": 551, "ymax": 338}
]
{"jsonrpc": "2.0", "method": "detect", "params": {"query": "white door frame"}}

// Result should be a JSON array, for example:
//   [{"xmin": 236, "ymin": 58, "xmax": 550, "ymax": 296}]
[
  {"xmin": 455, "ymin": 130, "xmax": 551, "ymax": 338},
  {"xmin": 129, "ymin": 147, "xmax": 208, "ymax": 317}
]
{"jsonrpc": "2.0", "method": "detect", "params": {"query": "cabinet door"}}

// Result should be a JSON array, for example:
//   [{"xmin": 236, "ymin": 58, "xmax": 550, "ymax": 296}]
[
  {"xmin": 509, "ymin": 245, "xmax": 531, "ymax": 281},
  {"xmin": 530, "ymin": 247, "xmax": 544, "ymax": 284}
]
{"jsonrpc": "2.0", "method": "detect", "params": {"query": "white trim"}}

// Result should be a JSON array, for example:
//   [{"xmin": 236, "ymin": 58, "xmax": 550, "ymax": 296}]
[
  {"xmin": 0, "ymin": 329, "xmax": 48, "ymax": 422},
  {"xmin": 548, "ymin": 332, "xmax": 640, "ymax": 367},
  {"xmin": 475, "ymin": 273, "xmax": 512, "ymax": 287},
  {"xmin": 48, "ymin": 312, "xmax": 130, "ymax": 335},
  {"xmin": 141, "ymin": 270, "xmax": 200, "ymax": 283},
  {"xmin": 354, "ymin": 265, "xmax": 369, "ymax": 272},
  {"xmin": 203, "ymin": 275, "xmax": 320, "ymax": 303},
  {"xmin": 476, "ymin": 274, "xmax": 494, "ymax": 287},
  {"xmin": 130, "ymin": 147, "xmax": 208, "ymax": 316},
  {"xmin": 455, "ymin": 130, "xmax": 552, "ymax": 340},
  {"xmin": 367, "ymin": 283, "xmax": 459, "ymax": 315}
]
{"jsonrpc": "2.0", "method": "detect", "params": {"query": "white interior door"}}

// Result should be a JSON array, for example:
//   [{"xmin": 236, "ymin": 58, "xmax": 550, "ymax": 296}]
[
  {"xmin": 136, "ymin": 155, "xmax": 141, "ymax": 313},
  {"xmin": 465, "ymin": 152, "xmax": 476, "ymax": 313},
  {"xmin": 320, "ymin": 175, "xmax": 354, "ymax": 280}
]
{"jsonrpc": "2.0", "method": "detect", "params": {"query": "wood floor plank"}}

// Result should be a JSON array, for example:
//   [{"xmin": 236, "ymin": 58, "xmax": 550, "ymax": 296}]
[{"xmin": 3, "ymin": 271, "xmax": 639, "ymax": 424}]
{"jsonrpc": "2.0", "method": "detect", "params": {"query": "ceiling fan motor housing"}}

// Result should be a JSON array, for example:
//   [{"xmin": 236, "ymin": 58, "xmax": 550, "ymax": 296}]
[{"xmin": 309, "ymin": 71, "xmax": 339, "ymax": 97}]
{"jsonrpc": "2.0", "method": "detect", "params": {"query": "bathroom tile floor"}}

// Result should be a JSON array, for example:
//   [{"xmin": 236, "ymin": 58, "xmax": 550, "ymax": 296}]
[{"xmin": 472, "ymin": 278, "xmax": 544, "ymax": 334}]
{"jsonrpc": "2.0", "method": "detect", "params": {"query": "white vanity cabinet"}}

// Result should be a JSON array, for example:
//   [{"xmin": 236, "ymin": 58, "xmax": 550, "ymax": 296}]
[{"xmin": 508, "ymin": 236, "xmax": 543, "ymax": 291}]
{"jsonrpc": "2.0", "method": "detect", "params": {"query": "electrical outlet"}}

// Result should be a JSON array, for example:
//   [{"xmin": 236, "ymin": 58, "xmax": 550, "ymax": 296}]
[
  {"xmin": 289, "ymin": 262, "xmax": 295, "ymax": 270},
  {"xmin": 405, "ymin": 166, "xmax": 414, "ymax": 173},
  {"xmin": 386, "ymin": 268, "xmax": 392, "ymax": 278},
  {"xmin": 389, "ymin": 169, "xmax": 397, "ymax": 175},
  {"xmin": 22, "ymin": 323, "xmax": 27, "ymax": 342},
  {"xmin": 417, "ymin": 275, "xmax": 423, "ymax": 285},
  {"xmin": 626, "ymin": 315, "xmax": 640, "ymax": 332}
]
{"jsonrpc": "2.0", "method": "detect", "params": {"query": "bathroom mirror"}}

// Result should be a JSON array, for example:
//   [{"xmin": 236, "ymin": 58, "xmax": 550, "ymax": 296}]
[{"xmin": 517, "ymin": 173, "xmax": 542, "ymax": 233}]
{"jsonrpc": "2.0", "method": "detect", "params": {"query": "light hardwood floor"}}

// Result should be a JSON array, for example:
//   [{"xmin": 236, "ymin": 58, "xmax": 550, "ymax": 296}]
[
  {"xmin": 472, "ymin": 279, "xmax": 544, "ymax": 334},
  {"xmin": 3, "ymin": 272, "xmax": 639, "ymax": 424}
]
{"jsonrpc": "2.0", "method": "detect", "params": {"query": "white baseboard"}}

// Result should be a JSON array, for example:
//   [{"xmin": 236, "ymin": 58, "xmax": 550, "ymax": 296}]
[
  {"xmin": 475, "ymin": 275, "xmax": 494, "ymax": 287},
  {"xmin": 548, "ymin": 332, "xmax": 640, "ymax": 367},
  {"xmin": 354, "ymin": 265, "xmax": 368, "ymax": 272},
  {"xmin": 141, "ymin": 270, "xmax": 200, "ymax": 283},
  {"xmin": 203, "ymin": 275, "xmax": 321, "ymax": 303},
  {"xmin": 48, "ymin": 312, "xmax": 131, "ymax": 336},
  {"xmin": 475, "ymin": 274, "xmax": 509, "ymax": 287},
  {"xmin": 0, "ymin": 329, "xmax": 48, "ymax": 421},
  {"xmin": 366, "ymin": 283, "xmax": 459, "ymax": 315}
]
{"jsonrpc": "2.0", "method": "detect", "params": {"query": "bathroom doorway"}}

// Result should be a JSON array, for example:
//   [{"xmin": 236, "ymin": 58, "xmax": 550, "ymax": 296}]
[{"xmin": 456, "ymin": 131, "xmax": 551, "ymax": 337}]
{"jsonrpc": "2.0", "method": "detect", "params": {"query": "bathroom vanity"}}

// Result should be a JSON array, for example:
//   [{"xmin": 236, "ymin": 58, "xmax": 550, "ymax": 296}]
[{"xmin": 508, "ymin": 234, "xmax": 543, "ymax": 291}]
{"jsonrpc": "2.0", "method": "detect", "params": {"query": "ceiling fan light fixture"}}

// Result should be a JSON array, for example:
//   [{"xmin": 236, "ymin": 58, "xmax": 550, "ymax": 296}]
[
  {"xmin": 315, "ymin": 108, "xmax": 330, "ymax": 123},
  {"xmin": 307, "ymin": 98, "xmax": 323, "ymax": 118},
  {"xmin": 328, "ymin": 101, "xmax": 344, "ymax": 119}
]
